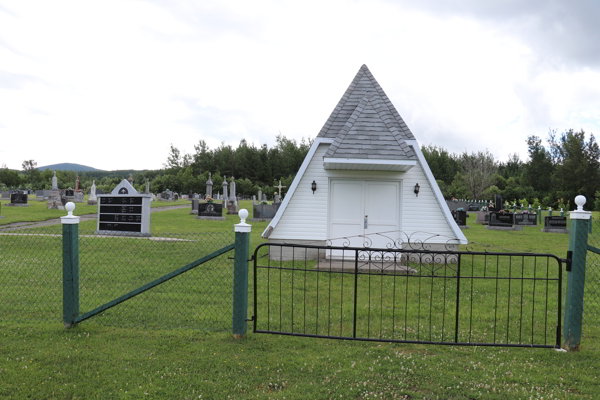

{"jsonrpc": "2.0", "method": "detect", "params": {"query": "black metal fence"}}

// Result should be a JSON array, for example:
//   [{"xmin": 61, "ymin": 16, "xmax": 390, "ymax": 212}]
[
  {"xmin": 253, "ymin": 242, "xmax": 563, "ymax": 348},
  {"xmin": 0, "ymin": 227, "xmax": 235, "ymax": 331}
]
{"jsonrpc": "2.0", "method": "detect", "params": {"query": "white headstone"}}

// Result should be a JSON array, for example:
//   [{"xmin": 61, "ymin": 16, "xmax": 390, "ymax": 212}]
[{"xmin": 51, "ymin": 171, "xmax": 58, "ymax": 190}]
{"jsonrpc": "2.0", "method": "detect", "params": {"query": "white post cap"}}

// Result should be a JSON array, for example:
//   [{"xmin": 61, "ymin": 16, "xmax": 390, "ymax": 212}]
[
  {"xmin": 571, "ymin": 195, "xmax": 592, "ymax": 220},
  {"xmin": 60, "ymin": 202, "xmax": 80, "ymax": 224},
  {"xmin": 235, "ymin": 209, "xmax": 251, "ymax": 232}
]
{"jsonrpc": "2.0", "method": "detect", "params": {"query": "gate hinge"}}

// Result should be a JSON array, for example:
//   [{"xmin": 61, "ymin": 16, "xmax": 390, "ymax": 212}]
[
  {"xmin": 245, "ymin": 316, "xmax": 255, "ymax": 322},
  {"xmin": 564, "ymin": 251, "xmax": 573, "ymax": 272}
]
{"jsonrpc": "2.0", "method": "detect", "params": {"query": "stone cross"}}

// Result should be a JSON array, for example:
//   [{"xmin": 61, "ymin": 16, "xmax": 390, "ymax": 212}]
[
  {"xmin": 51, "ymin": 171, "xmax": 58, "ymax": 190},
  {"xmin": 274, "ymin": 180, "xmax": 286, "ymax": 196}
]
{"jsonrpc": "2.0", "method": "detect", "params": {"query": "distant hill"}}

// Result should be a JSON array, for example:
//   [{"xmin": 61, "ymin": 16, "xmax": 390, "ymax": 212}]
[{"xmin": 37, "ymin": 163, "xmax": 104, "ymax": 172}]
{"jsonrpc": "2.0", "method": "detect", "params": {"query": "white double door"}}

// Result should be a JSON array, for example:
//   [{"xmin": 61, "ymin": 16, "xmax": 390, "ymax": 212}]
[{"xmin": 328, "ymin": 179, "xmax": 401, "ymax": 256}]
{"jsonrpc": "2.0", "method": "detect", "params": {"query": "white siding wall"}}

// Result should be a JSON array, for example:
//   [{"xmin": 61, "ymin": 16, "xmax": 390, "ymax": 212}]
[{"xmin": 269, "ymin": 144, "xmax": 458, "ymax": 243}]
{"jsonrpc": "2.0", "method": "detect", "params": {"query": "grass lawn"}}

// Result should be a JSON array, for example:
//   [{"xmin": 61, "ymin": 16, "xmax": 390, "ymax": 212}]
[
  {"xmin": 1, "ymin": 206, "xmax": 599, "ymax": 399},
  {"xmin": 0, "ymin": 196, "xmax": 193, "ymax": 226}
]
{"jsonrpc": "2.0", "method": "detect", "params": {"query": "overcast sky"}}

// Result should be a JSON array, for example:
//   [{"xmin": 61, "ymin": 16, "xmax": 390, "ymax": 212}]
[{"xmin": 1, "ymin": 0, "xmax": 599, "ymax": 171}]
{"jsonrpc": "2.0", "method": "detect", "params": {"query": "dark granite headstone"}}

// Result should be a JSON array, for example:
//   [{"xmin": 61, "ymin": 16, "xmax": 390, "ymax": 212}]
[
  {"xmin": 495, "ymin": 194, "xmax": 503, "ymax": 212},
  {"xmin": 10, "ymin": 193, "xmax": 28, "ymax": 204},
  {"xmin": 453, "ymin": 210, "xmax": 467, "ymax": 226},
  {"xmin": 545, "ymin": 216, "xmax": 567, "ymax": 229},
  {"xmin": 198, "ymin": 203, "xmax": 223, "ymax": 217},
  {"xmin": 489, "ymin": 212, "xmax": 513, "ymax": 227},
  {"xmin": 253, "ymin": 203, "xmax": 281, "ymax": 219},
  {"xmin": 514, "ymin": 213, "xmax": 537, "ymax": 226},
  {"xmin": 65, "ymin": 189, "xmax": 75, "ymax": 197},
  {"xmin": 467, "ymin": 204, "xmax": 479, "ymax": 211}
]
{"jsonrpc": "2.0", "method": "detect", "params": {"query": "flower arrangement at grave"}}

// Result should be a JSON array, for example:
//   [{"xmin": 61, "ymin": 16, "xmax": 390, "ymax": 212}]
[
  {"xmin": 481, "ymin": 205, "xmax": 488, "ymax": 211},
  {"xmin": 205, "ymin": 196, "xmax": 214, "ymax": 203}
]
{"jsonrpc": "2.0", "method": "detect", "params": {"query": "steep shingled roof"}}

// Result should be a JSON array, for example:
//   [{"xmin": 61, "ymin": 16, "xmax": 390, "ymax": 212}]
[
  {"xmin": 317, "ymin": 64, "xmax": 415, "ymax": 142},
  {"xmin": 324, "ymin": 95, "xmax": 416, "ymax": 160}
]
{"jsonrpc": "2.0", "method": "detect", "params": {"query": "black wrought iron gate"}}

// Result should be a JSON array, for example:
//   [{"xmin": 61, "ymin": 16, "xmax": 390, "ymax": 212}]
[{"xmin": 253, "ymin": 242, "xmax": 564, "ymax": 348}]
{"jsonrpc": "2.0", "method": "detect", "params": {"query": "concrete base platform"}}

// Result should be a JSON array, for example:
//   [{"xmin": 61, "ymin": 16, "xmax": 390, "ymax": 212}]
[
  {"xmin": 5, "ymin": 204, "xmax": 29, "ymax": 207},
  {"xmin": 315, "ymin": 261, "xmax": 417, "ymax": 275},
  {"xmin": 196, "ymin": 216, "xmax": 226, "ymax": 220},
  {"xmin": 541, "ymin": 228, "xmax": 569, "ymax": 234},
  {"xmin": 485, "ymin": 225, "xmax": 523, "ymax": 231}
]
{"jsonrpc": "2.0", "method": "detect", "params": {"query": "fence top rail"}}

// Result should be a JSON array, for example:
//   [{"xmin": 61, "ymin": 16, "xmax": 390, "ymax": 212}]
[{"xmin": 254, "ymin": 241, "xmax": 563, "ymax": 262}]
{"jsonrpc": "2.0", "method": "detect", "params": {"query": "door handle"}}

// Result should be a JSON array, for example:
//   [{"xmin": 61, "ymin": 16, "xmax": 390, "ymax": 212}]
[{"xmin": 364, "ymin": 215, "xmax": 368, "ymax": 229}]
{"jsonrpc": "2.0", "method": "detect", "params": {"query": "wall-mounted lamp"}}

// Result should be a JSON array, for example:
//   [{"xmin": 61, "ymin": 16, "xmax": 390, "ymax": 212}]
[
  {"xmin": 414, "ymin": 183, "xmax": 420, "ymax": 197},
  {"xmin": 311, "ymin": 180, "xmax": 317, "ymax": 194}
]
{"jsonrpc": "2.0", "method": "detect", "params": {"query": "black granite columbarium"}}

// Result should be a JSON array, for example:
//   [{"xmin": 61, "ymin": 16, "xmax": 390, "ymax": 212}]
[{"xmin": 514, "ymin": 213, "xmax": 537, "ymax": 226}]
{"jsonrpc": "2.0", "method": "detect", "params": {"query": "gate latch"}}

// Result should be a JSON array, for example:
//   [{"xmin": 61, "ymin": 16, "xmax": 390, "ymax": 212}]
[{"xmin": 565, "ymin": 251, "xmax": 573, "ymax": 272}]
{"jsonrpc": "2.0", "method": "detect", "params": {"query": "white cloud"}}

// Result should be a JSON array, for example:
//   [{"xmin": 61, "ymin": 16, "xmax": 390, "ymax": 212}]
[{"xmin": 0, "ymin": 0, "xmax": 599, "ymax": 171}]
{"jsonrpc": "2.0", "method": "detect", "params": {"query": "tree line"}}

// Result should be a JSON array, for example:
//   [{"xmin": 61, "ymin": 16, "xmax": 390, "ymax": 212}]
[
  {"xmin": 3, "ymin": 129, "xmax": 599, "ymax": 210},
  {"xmin": 423, "ymin": 129, "xmax": 600, "ymax": 211}
]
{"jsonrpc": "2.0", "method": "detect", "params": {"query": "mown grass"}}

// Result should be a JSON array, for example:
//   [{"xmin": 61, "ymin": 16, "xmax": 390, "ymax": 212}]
[
  {"xmin": 0, "ymin": 196, "xmax": 193, "ymax": 226},
  {"xmin": 1, "ymin": 207, "xmax": 599, "ymax": 399}
]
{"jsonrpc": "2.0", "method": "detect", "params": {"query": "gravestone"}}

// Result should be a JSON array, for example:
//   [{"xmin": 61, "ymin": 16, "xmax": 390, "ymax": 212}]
[
  {"xmin": 51, "ymin": 171, "xmax": 58, "ymax": 190},
  {"xmin": 73, "ymin": 191, "xmax": 84, "ymax": 203},
  {"xmin": 475, "ymin": 211, "xmax": 490, "ymax": 224},
  {"xmin": 274, "ymin": 180, "xmax": 286, "ymax": 197},
  {"xmin": 251, "ymin": 202, "xmax": 281, "ymax": 221},
  {"xmin": 7, "ymin": 192, "xmax": 28, "ymax": 207},
  {"xmin": 96, "ymin": 179, "xmax": 152, "ymax": 236},
  {"xmin": 514, "ymin": 213, "xmax": 537, "ymax": 226},
  {"xmin": 75, "ymin": 175, "xmax": 81, "ymax": 192},
  {"xmin": 206, "ymin": 172, "xmax": 213, "ymax": 198},
  {"xmin": 495, "ymin": 194, "xmax": 503, "ymax": 211},
  {"xmin": 452, "ymin": 210, "xmax": 468, "ymax": 228},
  {"xmin": 222, "ymin": 176, "xmax": 228, "ymax": 206},
  {"xmin": 542, "ymin": 216, "xmax": 568, "ymax": 234},
  {"xmin": 65, "ymin": 188, "xmax": 75, "ymax": 197},
  {"xmin": 144, "ymin": 179, "xmax": 150, "ymax": 194},
  {"xmin": 88, "ymin": 180, "xmax": 97, "ymax": 205},
  {"xmin": 191, "ymin": 199, "xmax": 199, "ymax": 214},
  {"xmin": 258, "ymin": 190, "xmax": 262, "ymax": 203},
  {"xmin": 196, "ymin": 202, "xmax": 225, "ymax": 220},
  {"xmin": 486, "ymin": 212, "xmax": 522, "ymax": 231}
]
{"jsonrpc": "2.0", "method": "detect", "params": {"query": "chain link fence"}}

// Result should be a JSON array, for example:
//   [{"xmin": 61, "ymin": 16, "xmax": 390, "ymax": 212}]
[
  {"xmin": 585, "ymin": 217, "xmax": 600, "ymax": 328},
  {"xmin": 1, "ymin": 227, "xmax": 239, "ymax": 331}
]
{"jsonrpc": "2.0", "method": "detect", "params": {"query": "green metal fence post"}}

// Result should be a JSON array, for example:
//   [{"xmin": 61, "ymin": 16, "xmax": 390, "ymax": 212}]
[
  {"xmin": 61, "ymin": 202, "xmax": 80, "ymax": 328},
  {"xmin": 564, "ymin": 195, "xmax": 592, "ymax": 351},
  {"xmin": 232, "ymin": 209, "xmax": 251, "ymax": 338}
]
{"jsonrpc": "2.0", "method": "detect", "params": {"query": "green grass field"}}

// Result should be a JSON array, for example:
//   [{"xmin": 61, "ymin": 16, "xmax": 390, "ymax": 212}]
[{"xmin": 1, "ymin": 205, "xmax": 599, "ymax": 399}]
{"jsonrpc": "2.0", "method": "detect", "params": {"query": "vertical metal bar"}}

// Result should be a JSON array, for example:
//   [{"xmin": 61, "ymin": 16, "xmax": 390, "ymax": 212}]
[
  {"xmin": 392, "ymin": 252, "xmax": 397, "ymax": 340},
  {"xmin": 417, "ymin": 255, "xmax": 422, "ymax": 340},
  {"xmin": 469, "ymin": 254, "xmax": 474, "ymax": 343},
  {"xmin": 291, "ymin": 247, "xmax": 295, "ymax": 333},
  {"xmin": 340, "ymin": 249, "xmax": 344, "ymax": 337},
  {"xmin": 544, "ymin": 257, "xmax": 549, "ymax": 345},
  {"xmin": 267, "ymin": 246, "xmax": 271, "ymax": 331},
  {"xmin": 380, "ymin": 255, "xmax": 384, "ymax": 339},
  {"xmin": 455, "ymin": 254, "xmax": 461, "ymax": 343},
  {"xmin": 279, "ymin": 245, "xmax": 283, "ymax": 332},
  {"xmin": 531, "ymin": 257, "xmax": 537, "ymax": 344},
  {"xmin": 353, "ymin": 249, "xmax": 359, "ymax": 339},
  {"xmin": 519, "ymin": 256, "xmax": 525, "ymax": 344},
  {"xmin": 405, "ymin": 255, "xmax": 409, "ymax": 340},
  {"xmin": 328, "ymin": 249, "xmax": 332, "ymax": 336},
  {"xmin": 557, "ymin": 258, "xmax": 563, "ymax": 348},
  {"xmin": 441, "ymin": 257, "xmax": 447, "ymax": 342},
  {"xmin": 429, "ymin": 260, "xmax": 434, "ymax": 342},
  {"xmin": 303, "ymin": 248, "xmax": 308, "ymax": 334},
  {"xmin": 506, "ymin": 256, "xmax": 513, "ymax": 343},
  {"xmin": 252, "ymin": 247, "xmax": 258, "ymax": 332},
  {"xmin": 493, "ymin": 256, "xmax": 499, "ymax": 343}
]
